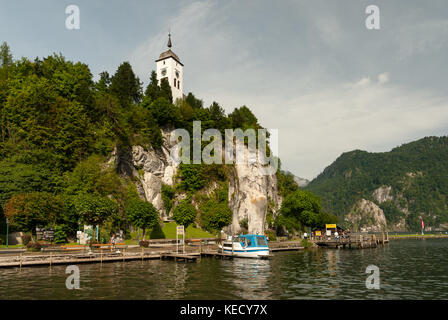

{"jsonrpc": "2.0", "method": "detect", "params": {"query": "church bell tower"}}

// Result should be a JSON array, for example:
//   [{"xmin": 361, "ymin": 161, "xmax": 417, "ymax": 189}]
[{"xmin": 156, "ymin": 33, "xmax": 184, "ymax": 102}]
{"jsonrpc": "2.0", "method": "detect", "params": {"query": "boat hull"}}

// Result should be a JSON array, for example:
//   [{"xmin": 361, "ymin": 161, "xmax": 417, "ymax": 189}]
[{"xmin": 219, "ymin": 246, "xmax": 270, "ymax": 259}]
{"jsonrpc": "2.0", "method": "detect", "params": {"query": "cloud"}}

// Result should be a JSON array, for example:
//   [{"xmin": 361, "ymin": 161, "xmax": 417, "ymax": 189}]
[
  {"xmin": 127, "ymin": 1, "xmax": 448, "ymax": 181},
  {"xmin": 377, "ymin": 73, "xmax": 389, "ymax": 85}
]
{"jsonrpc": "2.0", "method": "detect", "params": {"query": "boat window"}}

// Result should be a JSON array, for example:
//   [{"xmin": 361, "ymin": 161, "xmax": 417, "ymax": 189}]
[
  {"xmin": 246, "ymin": 238, "xmax": 252, "ymax": 247},
  {"xmin": 256, "ymin": 237, "xmax": 267, "ymax": 246}
]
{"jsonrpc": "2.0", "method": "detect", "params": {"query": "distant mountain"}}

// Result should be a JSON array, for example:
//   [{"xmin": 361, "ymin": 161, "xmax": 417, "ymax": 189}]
[
  {"xmin": 281, "ymin": 170, "xmax": 310, "ymax": 187},
  {"xmin": 293, "ymin": 176, "xmax": 310, "ymax": 188},
  {"xmin": 306, "ymin": 136, "xmax": 448, "ymax": 232}
]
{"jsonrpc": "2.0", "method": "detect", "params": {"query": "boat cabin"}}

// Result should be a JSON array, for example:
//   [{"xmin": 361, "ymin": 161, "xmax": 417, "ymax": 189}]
[{"xmin": 233, "ymin": 234, "xmax": 268, "ymax": 248}]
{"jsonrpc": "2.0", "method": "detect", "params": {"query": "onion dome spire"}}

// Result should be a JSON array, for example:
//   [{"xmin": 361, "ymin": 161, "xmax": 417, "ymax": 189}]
[{"xmin": 167, "ymin": 33, "xmax": 172, "ymax": 49}]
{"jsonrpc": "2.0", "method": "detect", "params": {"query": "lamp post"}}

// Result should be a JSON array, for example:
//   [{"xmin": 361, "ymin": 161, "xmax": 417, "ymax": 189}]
[{"xmin": 5, "ymin": 218, "xmax": 9, "ymax": 248}]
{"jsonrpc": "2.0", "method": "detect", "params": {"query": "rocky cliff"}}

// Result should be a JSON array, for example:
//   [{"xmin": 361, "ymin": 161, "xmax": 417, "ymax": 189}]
[
  {"xmin": 112, "ymin": 129, "xmax": 281, "ymax": 235},
  {"xmin": 344, "ymin": 199, "xmax": 387, "ymax": 232}
]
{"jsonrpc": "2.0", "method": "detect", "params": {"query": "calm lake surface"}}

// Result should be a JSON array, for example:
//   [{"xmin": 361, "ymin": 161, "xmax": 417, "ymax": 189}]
[{"xmin": 1, "ymin": 239, "xmax": 447, "ymax": 300}]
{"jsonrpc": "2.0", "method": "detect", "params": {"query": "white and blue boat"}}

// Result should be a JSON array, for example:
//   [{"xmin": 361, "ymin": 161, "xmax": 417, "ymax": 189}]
[{"xmin": 219, "ymin": 234, "xmax": 270, "ymax": 258}]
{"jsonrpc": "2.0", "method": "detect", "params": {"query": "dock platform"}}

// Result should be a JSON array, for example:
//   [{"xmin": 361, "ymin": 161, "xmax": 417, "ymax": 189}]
[{"xmin": 314, "ymin": 233, "xmax": 389, "ymax": 249}]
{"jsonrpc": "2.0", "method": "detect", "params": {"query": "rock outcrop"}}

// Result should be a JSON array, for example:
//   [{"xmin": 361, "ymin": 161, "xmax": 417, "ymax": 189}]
[
  {"xmin": 114, "ymin": 129, "xmax": 281, "ymax": 234},
  {"xmin": 344, "ymin": 199, "xmax": 387, "ymax": 232},
  {"xmin": 372, "ymin": 186, "xmax": 393, "ymax": 204}
]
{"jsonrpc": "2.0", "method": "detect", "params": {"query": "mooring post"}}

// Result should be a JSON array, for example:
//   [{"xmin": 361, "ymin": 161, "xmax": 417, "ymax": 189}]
[
  {"xmin": 100, "ymin": 249, "xmax": 103, "ymax": 264},
  {"xmin": 20, "ymin": 253, "xmax": 22, "ymax": 269},
  {"xmin": 232, "ymin": 241, "xmax": 234, "ymax": 256},
  {"xmin": 50, "ymin": 252, "xmax": 52, "ymax": 267},
  {"xmin": 199, "ymin": 240, "xmax": 202, "ymax": 254},
  {"xmin": 123, "ymin": 248, "xmax": 125, "ymax": 262},
  {"xmin": 141, "ymin": 247, "xmax": 144, "ymax": 261}
]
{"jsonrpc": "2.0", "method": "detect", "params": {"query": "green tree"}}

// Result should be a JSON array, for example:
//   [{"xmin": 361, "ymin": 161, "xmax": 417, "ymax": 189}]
[
  {"xmin": 0, "ymin": 42, "xmax": 13, "ymax": 67},
  {"xmin": 185, "ymin": 92, "xmax": 203, "ymax": 109},
  {"xmin": 3, "ymin": 192, "xmax": 63, "ymax": 234},
  {"xmin": 96, "ymin": 71, "xmax": 111, "ymax": 93},
  {"xmin": 110, "ymin": 61, "xmax": 142, "ymax": 106},
  {"xmin": 73, "ymin": 193, "xmax": 117, "ymax": 226},
  {"xmin": 172, "ymin": 200, "xmax": 197, "ymax": 229},
  {"xmin": 200, "ymin": 200, "xmax": 232, "ymax": 233},
  {"xmin": 144, "ymin": 70, "xmax": 161, "ymax": 102},
  {"xmin": 159, "ymin": 77, "xmax": 173, "ymax": 103},
  {"xmin": 177, "ymin": 164, "xmax": 204, "ymax": 193},
  {"xmin": 126, "ymin": 198, "xmax": 159, "ymax": 240},
  {"xmin": 149, "ymin": 97, "xmax": 181, "ymax": 127},
  {"xmin": 277, "ymin": 189, "xmax": 333, "ymax": 232}
]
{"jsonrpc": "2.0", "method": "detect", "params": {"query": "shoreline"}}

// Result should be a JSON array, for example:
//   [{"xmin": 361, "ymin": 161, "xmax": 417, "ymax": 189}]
[{"xmin": 388, "ymin": 234, "xmax": 448, "ymax": 240}]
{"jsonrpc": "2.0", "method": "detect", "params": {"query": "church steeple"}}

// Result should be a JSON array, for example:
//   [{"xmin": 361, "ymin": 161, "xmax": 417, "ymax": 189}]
[{"xmin": 167, "ymin": 33, "xmax": 172, "ymax": 49}]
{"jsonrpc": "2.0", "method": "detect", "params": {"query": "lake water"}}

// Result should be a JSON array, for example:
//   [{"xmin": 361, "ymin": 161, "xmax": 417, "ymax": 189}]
[{"xmin": 0, "ymin": 239, "xmax": 447, "ymax": 300}]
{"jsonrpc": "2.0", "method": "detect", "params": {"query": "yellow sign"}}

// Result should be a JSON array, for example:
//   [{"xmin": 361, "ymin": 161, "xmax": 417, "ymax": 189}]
[
  {"xmin": 326, "ymin": 224, "xmax": 337, "ymax": 229},
  {"xmin": 315, "ymin": 231, "xmax": 321, "ymax": 236}
]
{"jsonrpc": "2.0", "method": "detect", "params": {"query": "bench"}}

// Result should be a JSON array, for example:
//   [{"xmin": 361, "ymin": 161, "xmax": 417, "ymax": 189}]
[
  {"xmin": 91, "ymin": 243, "xmax": 128, "ymax": 251},
  {"xmin": 62, "ymin": 245, "xmax": 86, "ymax": 251}
]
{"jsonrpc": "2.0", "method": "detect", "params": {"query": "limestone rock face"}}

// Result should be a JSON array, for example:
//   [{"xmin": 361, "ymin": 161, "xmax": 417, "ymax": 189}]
[
  {"xmin": 372, "ymin": 186, "xmax": 393, "ymax": 204},
  {"xmin": 345, "ymin": 199, "xmax": 387, "ymax": 232},
  {"xmin": 126, "ymin": 131, "xmax": 179, "ymax": 220},
  {"xmin": 115, "ymin": 129, "xmax": 281, "ymax": 232},
  {"xmin": 227, "ymin": 148, "xmax": 281, "ymax": 235}
]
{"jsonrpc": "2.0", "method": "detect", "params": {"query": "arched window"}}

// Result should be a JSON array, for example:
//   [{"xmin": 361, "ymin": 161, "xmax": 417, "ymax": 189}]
[
  {"xmin": 178, "ymin": 80, "xmax": 180, "ymax": 89},
  {"xmin": 174, "ymin": 78, "xmax": 176, "ymax": 87}
]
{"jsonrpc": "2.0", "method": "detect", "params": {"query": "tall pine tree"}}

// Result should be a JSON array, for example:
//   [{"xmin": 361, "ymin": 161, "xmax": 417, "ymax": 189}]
[{"xmin": 110, "ymin": 62, "xmax": 142, "ymax": 106}]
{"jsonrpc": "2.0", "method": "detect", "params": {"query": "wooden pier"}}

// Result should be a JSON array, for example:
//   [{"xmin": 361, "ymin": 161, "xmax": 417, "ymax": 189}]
[
  {"xmin": 161, "ymin": 253, "xmax": 199, "ymax": 262},
  {"xmin": 0, "ymin": 251, "xmax": 163, "ymax": 269},
  {"xmin": 314, "ymin": 233, "xmax": 389, "ymax": 249}
]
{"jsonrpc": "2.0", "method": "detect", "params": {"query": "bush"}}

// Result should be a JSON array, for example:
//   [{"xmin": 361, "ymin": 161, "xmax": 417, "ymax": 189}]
[
  {"xmin": 26, "ymin": 242, "xmax": 42, "ymax": 252},
  {"xmin": 239, "ymin": 218, "xmax": 248, "ymax": 230},
  {"xmin": 54, "ymin": 226, "xmax": 67, "ymax": 244},
  {"xmin": 22, "ymin": 234, "xmax": 32, "ymax": 246},
  {"xmin": 172, "ymin": 200, "xmax": 197, "ymax": 229},
  {"xmin": 200, "ymin": 200, "xmax": 232, "ymax": 233}
]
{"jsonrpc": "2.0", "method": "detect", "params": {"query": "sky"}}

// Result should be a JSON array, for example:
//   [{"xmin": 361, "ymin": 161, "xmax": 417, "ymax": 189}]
[{"xmin": 1, "ymin": 0, "xmax": 448, "ymax": 180}]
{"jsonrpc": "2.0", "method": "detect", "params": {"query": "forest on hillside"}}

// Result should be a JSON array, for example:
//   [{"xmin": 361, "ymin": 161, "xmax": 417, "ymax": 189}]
[
  {"xmin": 306, "ymin": 136, "xmax": 448, "ymax": 231},
  {"xmin": 0, "ymin": 42, "xmax": 334, "ymax": 244}
]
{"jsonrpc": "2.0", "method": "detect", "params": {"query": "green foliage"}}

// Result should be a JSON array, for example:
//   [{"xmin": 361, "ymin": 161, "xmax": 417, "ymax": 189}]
[
  {"xmin": 276, "ymin": 189, "xmax": 337, "ymax": 232},
  {"xmin": 161, "ymin": 184, "xmax": 175, "ymax": 214},
  {"xmin": 200, "ymin": 200, "xmax": 232, "ymax": 233},
  {"xmin": 147, "ymin": 97, "xmax": 181, "ymax": 127},
  {"xmin": 277, "ymin": 170, "xmax": 299, "ymax": 197},
  {"xmin": 177, "ymin": 164, "xmax": 204, "ymax": 193},
  {"xmin": 229, "ymin": 105, "xmax": 259, "ymax": 130},
  {"xmin": 0, "ymin": 42, "xmax": 13, "ymax": 67},
  {"xmin": 144, "ymin": 71, "xmax": 161, "ymax": 103},
  {"xmin": 54, "ymin": 225, "xmax": 67, "ymax": 244},
  {"xmin": 379, "ymin": 200, "xmax": 405, "ymax": 224},
  {"xmin": 126, "ymin": 198, "xmax": 159, "ymax": 239},
  {"xmin": 185, "ymin": 92, "xmax": 203, "ymax": 109},
  {"xmin": 73, "ymin": 193, "xmax": 117, "ymax": 226},
  {"xmin": 306, "ymin": 136, "xmax": 448, "ymax": 230},
  {"xmin": 3, "ymin": 192, "xmax": 63, "ymax": 233},
  {"xmin": 109, "ymin": 61, "xmax": 142, "ymax": 106},
  {"xmin": 239, "ymin": 218, "xmax": 248, "ymax": 230},
  {"xmin": 159, "ymin": 77, "xmax": 173, "ymax": 103},
  {"xmin": 172, "ymin": 200, "xmax": 197, "ymax": 229}
]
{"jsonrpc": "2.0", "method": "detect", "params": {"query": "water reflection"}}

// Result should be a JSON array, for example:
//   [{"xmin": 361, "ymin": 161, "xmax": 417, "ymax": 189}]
[
  {"xmin": 229, "ymin": 258, "xmax": 271, "ymax": 299},
  {"xmin": 0, "ymin": 239, "xmax": 447, "ymax": 299}
]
